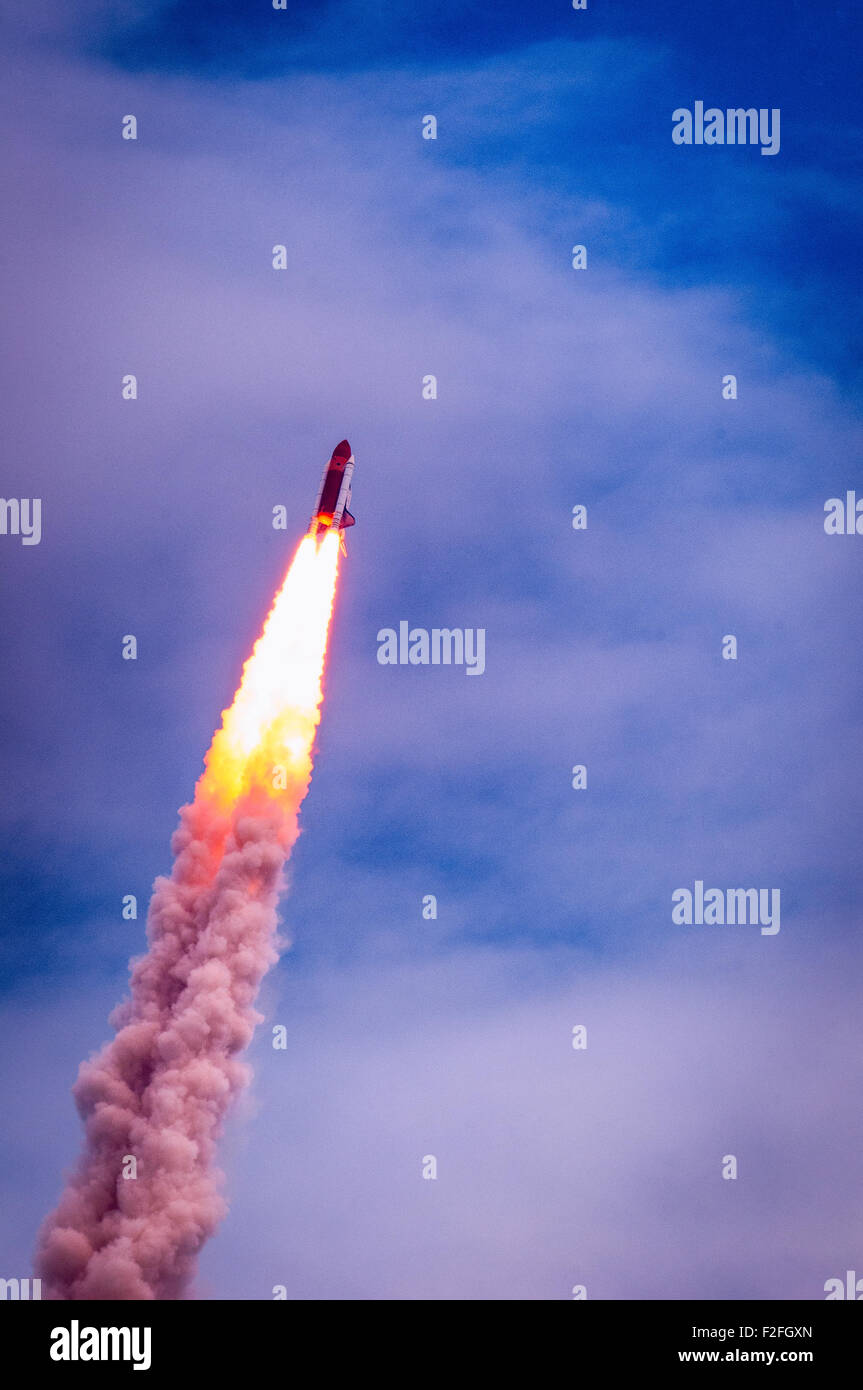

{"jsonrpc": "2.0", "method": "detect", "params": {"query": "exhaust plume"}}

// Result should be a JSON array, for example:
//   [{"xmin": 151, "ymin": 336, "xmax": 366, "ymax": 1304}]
[{"xmin": 36, "ymin": 532, "xmax": 341, "ymax": 1299}]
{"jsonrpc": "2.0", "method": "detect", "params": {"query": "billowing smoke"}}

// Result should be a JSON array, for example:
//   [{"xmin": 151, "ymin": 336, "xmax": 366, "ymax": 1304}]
[{"xmin": 36, "ymin": 533, "xmax": 341, "ymax": 1299}]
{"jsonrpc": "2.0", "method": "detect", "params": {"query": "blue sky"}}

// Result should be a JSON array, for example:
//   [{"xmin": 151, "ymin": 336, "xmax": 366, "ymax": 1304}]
[
  {"xmin": 1, "ymin": 0, "xmax": 861, "ymax": 1298},
  {"xmin": 99, "ymin": 0, "xmax": 863, "ymax": 382}
]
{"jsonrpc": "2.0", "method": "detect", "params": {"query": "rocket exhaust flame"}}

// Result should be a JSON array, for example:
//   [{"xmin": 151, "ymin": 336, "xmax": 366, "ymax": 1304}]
[
  {"xmin": 35, "ymin": 528, "xmax": 341, "ymax": 1300},
  {"xmin": 203, "ymin": 532, "xmax": 341, "ymax": 807}
]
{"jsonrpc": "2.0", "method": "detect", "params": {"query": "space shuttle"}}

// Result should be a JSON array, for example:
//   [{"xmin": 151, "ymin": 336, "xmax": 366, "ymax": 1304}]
[{"xmin": 309, "ymin": 440, "xmax": 355, "ymax": 554}]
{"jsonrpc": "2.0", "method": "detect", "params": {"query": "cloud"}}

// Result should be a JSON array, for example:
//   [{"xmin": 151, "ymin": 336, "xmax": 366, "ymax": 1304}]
[
  {"xmin": 196, "ymin": 944, "xmax": 862, "ymax": 1299},
  {"xmin": 6, "ymin": 941, "xmax": 860, "ymax": 1299}
]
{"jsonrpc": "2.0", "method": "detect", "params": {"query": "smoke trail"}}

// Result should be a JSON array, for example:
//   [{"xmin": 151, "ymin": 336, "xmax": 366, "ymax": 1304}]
[{"xmin": 36, "ymin": 533, "xmax": 341, "ymax": 1300}]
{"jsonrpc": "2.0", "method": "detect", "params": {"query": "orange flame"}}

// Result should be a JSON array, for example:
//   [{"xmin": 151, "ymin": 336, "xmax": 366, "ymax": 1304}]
[{"xmin": 200, "ymin": 530, "xmax": 341, "ymax": 808}]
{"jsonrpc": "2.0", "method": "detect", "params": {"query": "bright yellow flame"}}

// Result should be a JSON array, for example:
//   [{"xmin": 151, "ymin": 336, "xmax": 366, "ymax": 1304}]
[{"xmin": 199, "ymin": 530, "xmax": 341, "ymax": 807}]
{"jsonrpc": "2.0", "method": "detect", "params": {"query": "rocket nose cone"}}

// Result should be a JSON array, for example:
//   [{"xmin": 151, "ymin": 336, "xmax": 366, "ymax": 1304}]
[{"xmin": 332, "ymin": 439, "xmax": 351, "ymax": 461}]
